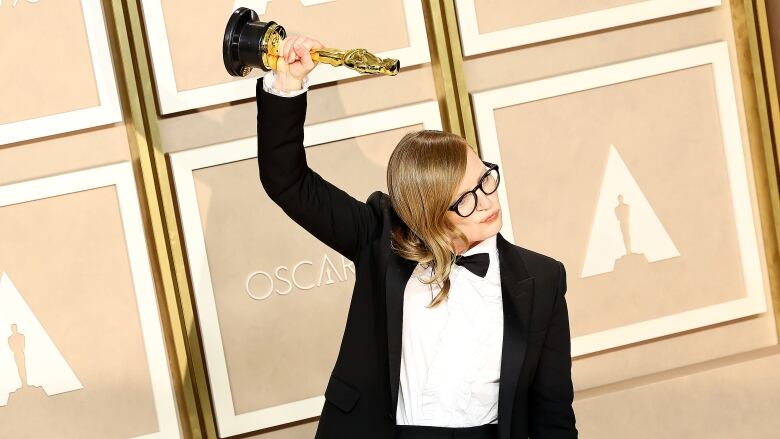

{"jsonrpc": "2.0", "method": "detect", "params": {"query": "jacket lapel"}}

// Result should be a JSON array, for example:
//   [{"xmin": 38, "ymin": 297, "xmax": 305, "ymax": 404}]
[
  {"xmin": 496, "ymin": 233, "xmax": 535, "ymax": 439},
  {"xmin": 385, "ymin": 248, "xmax": 416, "ymax": 420},
  {"xmin": 384, "ymin": 232, "xmax": 534, "ymax": 437}
]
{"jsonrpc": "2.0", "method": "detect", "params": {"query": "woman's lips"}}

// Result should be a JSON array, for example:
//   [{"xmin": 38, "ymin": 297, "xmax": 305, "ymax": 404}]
[{"xmin": 482, "ymin": 210, "xmax": 499, "ymax": 223}]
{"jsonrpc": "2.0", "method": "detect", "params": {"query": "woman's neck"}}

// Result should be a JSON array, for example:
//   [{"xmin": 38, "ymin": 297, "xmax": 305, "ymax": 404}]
[{"xmin": 455, "ymin": 239, "xmax": 483, "ymax": 255}]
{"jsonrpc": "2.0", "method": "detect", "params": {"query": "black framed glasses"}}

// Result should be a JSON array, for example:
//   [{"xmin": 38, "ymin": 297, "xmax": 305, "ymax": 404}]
[{"xmin": 448, "ymin": 161, "xmax": 501, "ymax": 217}]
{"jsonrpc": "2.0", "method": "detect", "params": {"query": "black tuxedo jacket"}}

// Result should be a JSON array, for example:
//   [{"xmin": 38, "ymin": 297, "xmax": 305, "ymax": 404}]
[{"xmin": 256, "ymin": 81, "xmax": 577, "ymax": 438}]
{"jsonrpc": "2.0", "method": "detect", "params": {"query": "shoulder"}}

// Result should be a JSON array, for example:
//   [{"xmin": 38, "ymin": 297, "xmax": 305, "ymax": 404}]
[
  {"xmin": 366, "ymin": 190, "xmax": 388, "ymax": 208},
  {"xmin": 366, "ymin": 191, "xmax": 402, "ymax": 226},
  {"xmin": 500, "ymin": 234, "xmax": 566, "ymax": 295},
  {"xmin": 515, "ymin": 245, "xmax": 564, "ymax": 278},
  {"xmin": 367, "ymin": 190, "xmax": 390, "ymax": 209}
]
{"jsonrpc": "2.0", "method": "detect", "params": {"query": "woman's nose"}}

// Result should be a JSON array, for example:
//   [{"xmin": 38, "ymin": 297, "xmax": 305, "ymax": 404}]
[{"xmin": 476, "ymin": 190, "xmax": 493, "ymax": 211}]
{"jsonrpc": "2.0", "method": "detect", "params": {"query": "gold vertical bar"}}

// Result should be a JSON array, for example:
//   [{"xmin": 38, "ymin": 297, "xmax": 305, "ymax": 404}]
[
  {"xmin": 102, "ymin": 2, "xmax": 199, "ymax": 438},
  {"xmin": 746, "ymin": 0, "xmax": 780, "ymax": 339},
  {"xmin": 111, "ymin": 0, "xmax": 218, "ymax": 437},
  {"xmin": 756, "ymin": 0, "xmax": 780, "ymax": 138},
  {"xmin": 104, "ymin": 1, "xmax": 780, "ymax": 437},
  {"xmin": 440, "ymin": 0, "xmax": 477, "ymax": 149},
  {"xmin": 423, "ymin": 0, "xmax": 477, "ymax": 148}
]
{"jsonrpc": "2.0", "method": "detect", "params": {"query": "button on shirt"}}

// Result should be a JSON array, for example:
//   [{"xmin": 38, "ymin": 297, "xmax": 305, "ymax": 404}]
[{"xmin": 396, "ymin": 234, "xmax": 503, "ymax": 426}]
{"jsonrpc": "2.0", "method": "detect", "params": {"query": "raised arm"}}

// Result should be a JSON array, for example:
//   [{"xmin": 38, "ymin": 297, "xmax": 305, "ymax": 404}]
[
  {"xmin": 257, "ymin": 36, "xmax": 381, "ymax": 261},
  {"xmin": 528, "ymin": 261, "xmax": 578, "ymax": 438}
]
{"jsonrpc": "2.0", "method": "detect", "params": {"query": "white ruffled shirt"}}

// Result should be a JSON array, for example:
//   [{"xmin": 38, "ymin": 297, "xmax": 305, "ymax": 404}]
[
  {"xmin": 396, "ymin": 234, "xmax": 503, "ymax": 426},
  {"xmin": 262, "ymin": 73, "xmax": 504, "ymax": 426}
]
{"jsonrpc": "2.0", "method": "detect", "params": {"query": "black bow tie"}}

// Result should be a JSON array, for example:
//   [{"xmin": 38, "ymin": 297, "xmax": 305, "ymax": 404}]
[{"xmin": 454, "ymin": 252, "xmax": 490, "ymax": 277}]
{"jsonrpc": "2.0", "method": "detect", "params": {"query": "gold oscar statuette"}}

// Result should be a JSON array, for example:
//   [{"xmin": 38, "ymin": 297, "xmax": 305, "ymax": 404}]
[{"xmin": 223, "ymin": 7, "xmax": 399, "ymax": 77}]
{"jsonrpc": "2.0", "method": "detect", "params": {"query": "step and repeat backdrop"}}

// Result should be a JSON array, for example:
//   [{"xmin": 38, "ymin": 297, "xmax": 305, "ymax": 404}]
[
  {"xmin": 0, "ymin": 0, "xmax": 778, "ymax": 438},
  {"xmin": 0, "ymin": 0, "xmax": 181, "ymax": 438},
  {"xmin": 147, "ymin": 0, "xmax": 438, "ymax": 436},
  {"xmin": 0, "ymin": 0, "xmax": 121, "ymax": 146},
  {"xmin": 459, "ymin": 0, "xmax": 779, "ymax": 437}
]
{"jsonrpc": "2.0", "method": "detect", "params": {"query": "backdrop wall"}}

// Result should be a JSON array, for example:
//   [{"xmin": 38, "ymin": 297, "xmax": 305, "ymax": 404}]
[{"xmin": 0, "ymin": 1, "xmax": 778, "ymax": 438}]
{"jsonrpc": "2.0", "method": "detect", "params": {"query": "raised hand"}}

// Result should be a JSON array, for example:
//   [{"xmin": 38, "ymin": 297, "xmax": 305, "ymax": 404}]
[{"xmin": 274, "ymin": 35, "xmax": 324, "ymax": 92}]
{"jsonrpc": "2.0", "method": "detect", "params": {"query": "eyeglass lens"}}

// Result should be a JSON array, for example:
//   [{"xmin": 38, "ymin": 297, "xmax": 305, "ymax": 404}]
[{"xmin": 456, "ymin": 167, "xmax": 500, "ymax": 216}]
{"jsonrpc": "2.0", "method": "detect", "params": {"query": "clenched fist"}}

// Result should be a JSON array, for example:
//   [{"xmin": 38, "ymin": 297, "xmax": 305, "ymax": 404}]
[{"xmin": 274, "ymin": 35, "xmax": 324, "ymax": 92}]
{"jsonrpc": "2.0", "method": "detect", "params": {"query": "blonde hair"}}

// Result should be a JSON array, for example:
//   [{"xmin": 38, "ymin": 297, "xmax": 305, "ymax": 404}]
[{"xmin": 386, "ymin": 130, "xmax": 471, "ymax": 307}]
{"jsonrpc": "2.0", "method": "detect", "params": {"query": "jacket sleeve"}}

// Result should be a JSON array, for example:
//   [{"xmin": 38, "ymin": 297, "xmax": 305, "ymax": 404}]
[
  {"xmin": 528, "ymin": 261, "xmax": 578, "ymax": 438},
  {"xmin": 256, "ymin": 79, "xmax": 380, "ymax": 261}
]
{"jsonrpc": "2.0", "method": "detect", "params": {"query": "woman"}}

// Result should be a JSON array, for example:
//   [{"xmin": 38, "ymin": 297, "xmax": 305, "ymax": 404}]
[{"xmin": 257, "ymin": 35, "xmax": 577, "ymax": 439}]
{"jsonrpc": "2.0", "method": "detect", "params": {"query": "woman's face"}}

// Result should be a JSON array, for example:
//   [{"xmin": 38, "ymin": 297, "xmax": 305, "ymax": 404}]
[{"xmin": 446, "ymin": 148, "xmax": 502, "ymax": 254}]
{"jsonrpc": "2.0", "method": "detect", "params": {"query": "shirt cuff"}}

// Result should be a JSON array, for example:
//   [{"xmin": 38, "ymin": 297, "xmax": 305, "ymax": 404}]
[{"xmin": 262, "ymin": 70, "xmax": 310, "ymax": 98}]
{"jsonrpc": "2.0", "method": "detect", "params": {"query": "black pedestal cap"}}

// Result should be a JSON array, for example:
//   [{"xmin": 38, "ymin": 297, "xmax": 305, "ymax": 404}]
[{"xmin": 223, "ymin": 7, "xmax": 286, "ymax": 76}]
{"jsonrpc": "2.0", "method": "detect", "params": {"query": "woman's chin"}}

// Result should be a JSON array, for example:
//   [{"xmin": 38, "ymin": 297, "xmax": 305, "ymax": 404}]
[
  {"xmin": 476, "ymin": 218, "xmax": 502, "ymax": 240},
  {"xmin": 488, "ymin": 215, "xmax": 503, "ymax": 230}
]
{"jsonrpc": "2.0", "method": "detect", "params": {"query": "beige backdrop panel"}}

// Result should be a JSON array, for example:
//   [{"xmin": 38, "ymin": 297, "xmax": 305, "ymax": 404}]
[
  {"xmin": 0, "ymin": 126, "xmax": 131, "ymax": 186},
  {"xmin": 160, "ymin": 0, "xmax": 410, "ymax": 92},
  {"xmin": 192, "ymin": 126, "xmax": 417, "ymax": 416},
  {"xmin": 0, "ymin": 0, "xmax": 99, "ymax": 124},
  {"xmin": 493, "ymin": 65, "xmax": 744, "ymax": 337},
  {"xmin": 473, "ymin": 0, "xmax": 642, "ymax": 32},
  {"xmin": 465, "ymin": 1, "xmax": 777, "ymax": 391},
  {"xmin": 0, "ymin": 187, "xmax": 159, "ymax": 437},
  {"xmin": 243, "ymin": 421, "xmax": 318, "ymax": 438},
  {"xmin": 574, "ymin": 347, "xmax": 780, "ymax": 437},
  {"xmin": 159, "ymin": 67, "xmax": 437, "ymax": 153},
  {"xmin": 159, "ymin": 7, "xmax": 438, "ymax": 435}
]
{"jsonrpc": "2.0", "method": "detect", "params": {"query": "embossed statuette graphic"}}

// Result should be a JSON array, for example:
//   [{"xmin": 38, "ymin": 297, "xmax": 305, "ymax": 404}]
[
  {"xmin": 582, "ymin": 144, "xmax": 680, "ymax": 278},
  {"xmin": 472, "ymin": 41, "xmax": 768, "ymax": 357},
  {"xmin": 0, "ymin": 163, "xmax": 180, "ymax": 438},
  {"xmin": 0, "ymin": 272, "xmax": 83, "ymax": 406}
]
